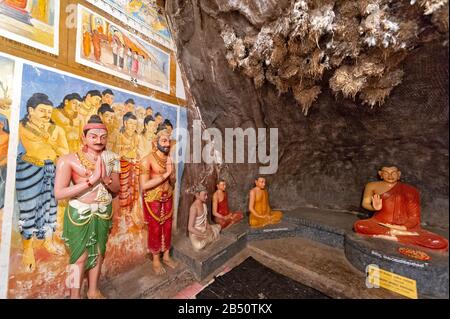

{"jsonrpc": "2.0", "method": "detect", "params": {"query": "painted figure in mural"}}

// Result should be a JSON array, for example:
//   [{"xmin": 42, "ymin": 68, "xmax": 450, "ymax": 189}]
[
  {"xmin": 92, "ymin": 29, "xmax": 103, "ymax": 62},
  {"xmin": 97, "ymin": 103, "xmax": 116, "ymax": 151},
  {"xmin": 101, "ymin": 89, "xmax": 115, "ymax": 106},
  {"xmin": 131, "ymin": 51, "xmax": 139, "ymax": 75},
  {"xmin": 114, "ymin": 112, "xmax": 141, "ymax": 226},
  {"xmin": 189, "ymin": 185, "xmax": 221, "ymax": 251},
  {"xmin": 154, "ymin": 112, "xmax": 163, "ymax": 127},
  {"xmin": 0, "ymin": 115, "xmax": 9, "ymax": 209},
  {"xmin": 112, "ymin": 102, "xmax": 125, "ymax": 130},
  {"xmin": 136, "ymin": 106, "xmax": 146, "ymax": 134},
  {"xmin": 354, "ymin": 166, "xmax": 449, "ymax": 250},
  {"xmin": 126, "ymin": 48, "xmax": 133, "ymax": 74},
  {"xmin": 137, "ymin": 115, "xmax": 157, "ymax": 159},
  {"xmin": 124, "ymin": 98, "xmax": 136, "ymax": 114},
  {"xmin": 111, "ymin": 30, "xmax": 120, "ymax": 67},
  {"xmin": 79, "ymin": 90, "xmax": 102, "ymax": 126},
  {"xmin": 55, "ymin": 115, "xmax": 120, "ymax": 299},
  {"xmin": 212, "ymin": 180, "xmax": 243, "ymax": 230},
  {"xmin": 139, "ymin": 55, "xmax": 146, "ymax": 77},
  {"xmin": 30, "ymin": 0, "xmax": 49, "ymax": 23},
  {"xmin": 118, "ymin": 43, "xmax": 126, "ymax": 70},
  {"xmin": 145, "ymin": 106, "xmax": 153, "ymax": 117},
  {"xmin": 16, "ymin": 93, "xmax": 69, "ymax": 271},
  {"xmin": 52, "ymin": 93, "xmax": 84, "ymax": 153},
  {"xmin": 127, "ymin": 0, "xmax": 144, "ymax": 17},
  {"xmin": 248, "ymin": 176, "xmax": 283, "ymax": 228},
  {"xmin": 140, "ymin": 126, "xmax": 177, "ymax": 274},
  {"xmin": 82, "ymin": 25, "xmax": 92, "ymax": 58}
]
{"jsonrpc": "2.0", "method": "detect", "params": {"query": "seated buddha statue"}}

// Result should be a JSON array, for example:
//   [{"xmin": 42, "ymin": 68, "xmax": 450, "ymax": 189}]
[
  {"xmin": 212, "ymin": 179, "xmax": 243, "ymax": 229},
  {"xmin": 354, "ymin": 166, "xmax": 448, "ymax": 250},
  {"xmin": 248, "ymin": 177, "xmax": 283, "ymax": 228}
]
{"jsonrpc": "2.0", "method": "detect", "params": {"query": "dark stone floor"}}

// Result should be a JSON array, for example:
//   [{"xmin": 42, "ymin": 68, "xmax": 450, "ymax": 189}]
[{"xmin": 196, "ymin": 256, "xmax": 330, "ymax": 299}]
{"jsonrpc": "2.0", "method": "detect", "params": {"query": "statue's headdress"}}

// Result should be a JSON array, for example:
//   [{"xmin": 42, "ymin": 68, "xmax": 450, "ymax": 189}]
[{"xmin": 194, "ymin": 184, "xmax": 207, "ymax": 194}]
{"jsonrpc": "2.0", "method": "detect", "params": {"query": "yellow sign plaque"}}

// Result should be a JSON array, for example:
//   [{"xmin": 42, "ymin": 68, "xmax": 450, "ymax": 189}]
[{"xmin": 366, "ymin": 264, "xmax": 418, "ymax": 299}]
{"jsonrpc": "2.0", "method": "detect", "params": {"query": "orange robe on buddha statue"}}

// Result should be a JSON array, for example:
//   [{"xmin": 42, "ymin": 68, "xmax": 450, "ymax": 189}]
[
  {"xmin": 354, "ymin": 182, "xmax": 448, "ymax": 250},
  {"xmin": 250, "ymin": 189, "xmax": 283, "ymax": 228}
]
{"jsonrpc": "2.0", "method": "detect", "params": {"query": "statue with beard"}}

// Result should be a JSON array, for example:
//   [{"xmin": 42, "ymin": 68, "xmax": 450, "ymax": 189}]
[{"xmin": 139, "ymin": 126, "xmax": 177, "ymax": 275}]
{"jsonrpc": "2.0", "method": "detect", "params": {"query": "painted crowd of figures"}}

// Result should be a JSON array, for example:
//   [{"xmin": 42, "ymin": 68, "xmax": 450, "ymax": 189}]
[{"xmin": 15, "ymin": 88, "xmax": 175, "ymax": 273}]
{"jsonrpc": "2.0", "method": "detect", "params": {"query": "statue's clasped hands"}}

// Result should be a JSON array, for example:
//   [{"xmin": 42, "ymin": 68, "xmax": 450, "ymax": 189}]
[{"xmin": 89, "ymin": 156, "xmax": 109, "ymax": 185}]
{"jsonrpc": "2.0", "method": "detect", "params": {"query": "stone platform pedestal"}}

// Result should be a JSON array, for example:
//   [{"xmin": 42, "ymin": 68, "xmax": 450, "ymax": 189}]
[
  {"xmin": 172, "ymin": 208, "xmax": 448, "ymax": 298},
  {"xmin": 345, "ymin": 232, "xmax": 448, "ymax": 298}
]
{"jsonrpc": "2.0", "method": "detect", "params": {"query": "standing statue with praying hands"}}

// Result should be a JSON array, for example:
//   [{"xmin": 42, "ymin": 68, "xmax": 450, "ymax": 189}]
[
  {"xmin": 140, "ymin": 126, "xmax": 177, "ymax": 275},
  {"xmin": 54, "ymin": 115, "xmax": 120, "ymax": 299}
]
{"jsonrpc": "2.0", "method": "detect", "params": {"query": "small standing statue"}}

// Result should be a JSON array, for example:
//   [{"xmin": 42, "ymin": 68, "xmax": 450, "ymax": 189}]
[
  {"xmin": 55, "ymin": 115, "xmax": 120, "ymax": 299},
  {"xmin": 188, "ymin": 185, "xmax": 221, "ymax": 251},
  {"xmin": 248, "ymin": 176, "xmax": 283, "ymax": 228},
  {"xmin": 354, "ymin": 166, "xmax": 448, "ymax": 250},
  {"xmin": 140, "ymin": 126, "xmax": 177, "ymax": 275},
  {"xmin": 212, "ymin": 179, "xmax": 243, "ymax": 229}
]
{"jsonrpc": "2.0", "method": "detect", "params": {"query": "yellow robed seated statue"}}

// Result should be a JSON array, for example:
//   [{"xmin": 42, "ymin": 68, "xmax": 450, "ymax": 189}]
[{"xmin": 248, "ymin": 177, "xmax": 282, "ymax": 228}]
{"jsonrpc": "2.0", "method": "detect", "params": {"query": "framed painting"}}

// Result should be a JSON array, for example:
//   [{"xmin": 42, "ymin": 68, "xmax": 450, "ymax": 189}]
[
  {"xmin": 75, "ymin": 4, "xmax": 171, "ymax": 94},
  {"xmin": 86, "ymin": 0, "xmax": 174, "ymax": 49},
  {"xmin": 0, "ymin": 0, "xmax": 60, "ymax": 55}
]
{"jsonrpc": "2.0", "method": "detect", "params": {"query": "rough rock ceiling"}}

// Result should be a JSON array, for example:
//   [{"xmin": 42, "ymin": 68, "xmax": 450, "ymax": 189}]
[{"xmin": 220, "ymin": 0, "xmax": 449, "ymax": 114}]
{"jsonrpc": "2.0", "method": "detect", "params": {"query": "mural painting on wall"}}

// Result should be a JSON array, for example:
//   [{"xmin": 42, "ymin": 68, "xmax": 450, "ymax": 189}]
[
  {"xmin": 0, "ymin": 55, "xmax": 14, "ymax": 240},
  {"xmin": 86, "ymin": 0, "xmax": 174, "ymax": 49},
  {"xmin": 0, "ymin": 0, "xmax": 60, "ymax": 55},
  {"xmin": 76, "ymin": 4, "xmax": 170, "ymax": 94},
  {"xmin": 7, "ymin": 61, "xmax": 185, "ymax": 298}
]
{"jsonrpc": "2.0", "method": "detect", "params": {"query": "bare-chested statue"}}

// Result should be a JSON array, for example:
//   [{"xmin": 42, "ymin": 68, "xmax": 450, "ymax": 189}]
[
  {"xmin": 55, "ymin": 115, "xmax": 120, "ymax": 299},
  {"xmin": 140, "ymin": 126, "xmax": 177, "ymax": 275}
]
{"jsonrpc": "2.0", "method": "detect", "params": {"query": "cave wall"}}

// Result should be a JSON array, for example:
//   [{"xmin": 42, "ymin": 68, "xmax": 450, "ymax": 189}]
[{"xmin": 168, "ymin": 0, "xmax": 449, "ymax": 232}]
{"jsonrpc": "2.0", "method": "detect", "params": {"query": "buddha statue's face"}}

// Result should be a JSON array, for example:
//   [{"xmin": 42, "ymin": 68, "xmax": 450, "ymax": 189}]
[
  {"xmin": 29, "ymin": 104, "xmax": 53, "ymax": 126},
  {"xmin": 255, "ymin": 177, "xmax": 266, "ymax": 189},
  {"xmin": 379, "ymin": 167, "xmax": 401, "ymax": 184},
  {"xmin": 217, "ymin": 181, "xmax": 226, "ymax": 191},
  {"xmin": 83, "ymin": 128, "xmax": 107, "ymax": 152}
]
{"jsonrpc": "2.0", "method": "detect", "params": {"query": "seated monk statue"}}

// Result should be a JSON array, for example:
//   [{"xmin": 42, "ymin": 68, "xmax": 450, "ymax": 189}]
[
  {"xmin": 188, "ymin": 185, "xmax": 221, "ymax": 251},
  {"xmin": 212, "ymin": 179, "xmax": 244, "ymax": 229},
  {"xmin": 354, "ymin": 166, "xmax": 448, "ymax": 250},
  {"xmin": 248, "ymin": 176, "xmax": 283, "ymax": 228}
]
